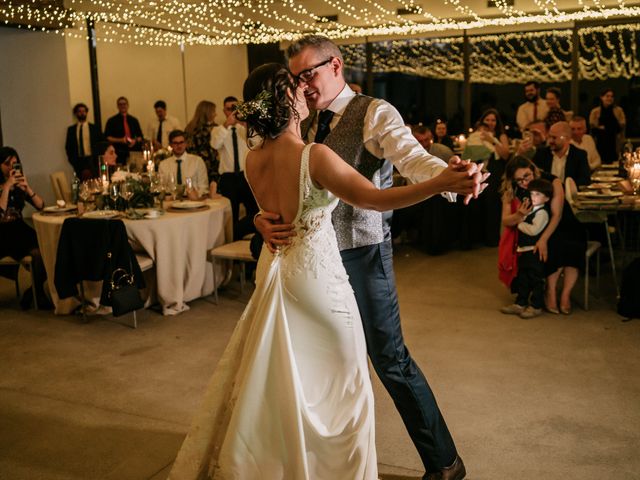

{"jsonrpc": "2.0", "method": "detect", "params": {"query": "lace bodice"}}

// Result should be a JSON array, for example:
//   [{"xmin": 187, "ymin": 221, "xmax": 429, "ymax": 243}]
[{"xmin": 275, "ymin": 143, "xmax": 345, "ymax": 281}]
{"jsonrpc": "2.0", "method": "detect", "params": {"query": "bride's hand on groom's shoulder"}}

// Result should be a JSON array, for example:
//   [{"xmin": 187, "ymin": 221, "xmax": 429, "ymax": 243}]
[{"xmin": 255, "ymin": 211, "xmax": 296, "ymax": 253}]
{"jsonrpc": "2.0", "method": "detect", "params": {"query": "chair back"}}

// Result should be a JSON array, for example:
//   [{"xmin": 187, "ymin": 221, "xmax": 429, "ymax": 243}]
[
  {"xmin": 565, "ymin": 176, "xmax": 607, "ymax": 223},
  {"xmin": 50, "ymin": 171, "xmax": 72, "ymax": 204}
]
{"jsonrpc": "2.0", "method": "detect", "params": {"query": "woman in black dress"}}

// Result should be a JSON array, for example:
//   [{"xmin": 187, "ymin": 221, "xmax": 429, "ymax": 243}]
[
  {"xmin": 501, "ymin": 156, "xmax": 587, "ymax": 314},
  {"xmin": 0, "ymin": 147, "xmax": 49, "ymax": 308}
]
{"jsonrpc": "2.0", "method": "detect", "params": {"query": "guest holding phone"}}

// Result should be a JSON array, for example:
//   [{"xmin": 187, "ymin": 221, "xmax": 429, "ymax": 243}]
[{"xmin": 0, "ymin": 147, "xmax": 50, "ymax": 309}]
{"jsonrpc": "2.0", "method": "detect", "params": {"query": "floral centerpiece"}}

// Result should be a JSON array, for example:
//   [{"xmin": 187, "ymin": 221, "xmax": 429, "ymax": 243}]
[{"xmin": 110, "ymin": 171, "xmax": 154, "ymax": 209}]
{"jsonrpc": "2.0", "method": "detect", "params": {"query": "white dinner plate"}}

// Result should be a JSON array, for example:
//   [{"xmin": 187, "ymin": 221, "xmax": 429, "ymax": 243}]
[
  {"xmin": 82, "ymin": 210, "xmax": 120, "ymax": 219},
  {"xmin": 587, "ymin": 183, "xmax": 613, "ymax": 189},
  {"xmin": 577, "ymin": 191, "xmax": 623, "ymax": 198},
  {"xmin": 599, "ymin": 164, "xmax": 619, "ymax": 169},
  {"xmin": 170, "ymin": 200, "xmax": 206, "ymax": 209},
  {"xmin": 43, "ymin": 205, "xmax": 77, "ymax": 213},
  {"xmin": 591, "ymin": 176, "xmax": 623, "ymax": 182}
]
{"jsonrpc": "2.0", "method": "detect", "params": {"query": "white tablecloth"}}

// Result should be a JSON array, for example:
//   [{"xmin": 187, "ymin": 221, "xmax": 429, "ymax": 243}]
[{"xmin": 33, "ymin": 198, "xmax": 232, "ymax": 315}]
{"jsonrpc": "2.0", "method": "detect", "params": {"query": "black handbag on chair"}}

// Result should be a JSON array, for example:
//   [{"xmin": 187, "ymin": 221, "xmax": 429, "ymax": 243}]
[{"xmin": 107, "ymin": 253, "xmax": 144, "ymax": 317}]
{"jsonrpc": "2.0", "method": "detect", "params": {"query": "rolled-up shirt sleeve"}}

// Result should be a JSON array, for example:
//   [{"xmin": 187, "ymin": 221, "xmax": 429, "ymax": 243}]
[{"xmin": 363, "ymin": 99, "xmax": 455, "ymax": 201}]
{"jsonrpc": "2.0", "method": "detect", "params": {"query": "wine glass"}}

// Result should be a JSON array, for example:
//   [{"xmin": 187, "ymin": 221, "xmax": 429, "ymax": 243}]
[
  {"xmin": 79, "ymin": 181, "xmax": 92, "ymax": 209},
  {"xmin": 108, "ymin": 183, "xmax": 119, "ymax": 210},
  {"xmin": 120, "ymin": 182, "xmax": 134, "ymax": 210}
]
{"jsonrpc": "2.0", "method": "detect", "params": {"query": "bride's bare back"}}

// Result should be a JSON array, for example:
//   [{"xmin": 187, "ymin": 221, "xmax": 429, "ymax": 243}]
[{"xmin": 245, "ymin": 133, "xmax": 307, "ymax": 224}]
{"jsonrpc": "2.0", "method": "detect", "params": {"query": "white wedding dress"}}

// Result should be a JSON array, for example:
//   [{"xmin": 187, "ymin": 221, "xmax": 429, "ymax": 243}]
[{"xmin": 168, "ymin": 143, "xmax": 377, "ymax": 480}]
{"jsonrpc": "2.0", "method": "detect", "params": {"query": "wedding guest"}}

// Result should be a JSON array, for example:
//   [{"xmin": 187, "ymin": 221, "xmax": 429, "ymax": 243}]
[
  {"xmin": 476, "ymin": 108, "xmax": 510, "ymax": 161},
  {"xmin": 94, "ymin": 141, "xmax": 118, "ymax": 178},
  {"xmin": 185, "ymin": 100, "xmax": 218, "ymax": 182},
  {"xmin": 589, "ymin": 88, "xmax": 626, "ymax": 164},
  {"xmin": 570, "ymin": 115, "xmax": 601, "ymax": 171},
  {"xmin": 544, "ymin": 87, "xmax": 572, "ymax": 128},
  {"xmin": 500, "ymin": 178, "xmax": 552, "ymax": 319},
  {"xmin": 516, "ymin": 81, "xmax": 549, "ymax": 132},
  {"xmin": 412, "ymin": 124, "xmax": 454, "ymax": 161},
  {"xmin": 147, "ymin": 100, "xmax": 181, "ymax": 150},
  {"xmin": 210, "ymin": 96, "xmax": 258, "ymax": 239},
  {"xmin": 433, "ymin": 120, "xmax": 455, "ymax": 150},
  {"xmin": 104, "ymin": 96, "xmax": 143, "ymax": 164},
  {"xmin": 65, "ymin": 103, "xmax": 102, "ymax": 180},
  {"xmin": 533, "ymin": 121, "xmax": 590, "ymax": 186},
  {"xmin": 159, "ymin": 130, "xmax": 209, "ymax": 198},
  {"xmin": 0, "ymin": 147, "xmax": 50, "ymax": 309},
  {"xmin": 502, "ymin": 156, "xmax": 586, "ymax": 315}
]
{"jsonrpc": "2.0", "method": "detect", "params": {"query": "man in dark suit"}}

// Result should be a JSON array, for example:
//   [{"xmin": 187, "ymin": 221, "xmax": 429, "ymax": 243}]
[
  {"xmin": 533, "ymin": 121, "xmax": 591, "ymax": 187},
  {"xmin": 65, "ymin": 103, "xmax": 102, "ymax": 180},
  {"xmin": 104, "ymin": 96, "xmax": 143, "ymax": 164}
]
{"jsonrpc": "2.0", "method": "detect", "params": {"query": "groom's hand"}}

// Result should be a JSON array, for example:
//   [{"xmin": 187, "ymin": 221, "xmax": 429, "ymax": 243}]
[
  {"xmin": 255, "ymin": 211, "xmax": 296, "ymax": 253},
  {"xmin": 448, "ymin": 157, "xmax": 490, "ymax": 205}
]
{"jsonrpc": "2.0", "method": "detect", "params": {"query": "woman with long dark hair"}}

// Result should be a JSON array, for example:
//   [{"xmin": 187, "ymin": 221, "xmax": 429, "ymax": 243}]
[
  {"xmin": 589, "ymin": 88, "xmax": 626, "ymax": 164},
  {"xmin": 0, "ymin": 147, "xmax": 49, "ymax": 308}
]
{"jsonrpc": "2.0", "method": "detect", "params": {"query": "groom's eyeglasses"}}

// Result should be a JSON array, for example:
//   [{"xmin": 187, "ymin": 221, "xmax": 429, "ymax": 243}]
[{"xmin": 292, "ymin": 57, "xmax": 334, "ymax": 84}]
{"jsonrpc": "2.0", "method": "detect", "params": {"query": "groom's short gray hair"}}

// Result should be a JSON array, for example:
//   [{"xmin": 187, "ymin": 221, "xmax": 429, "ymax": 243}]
[{"xmin": 286, "ymin": 35, "xmax": 343, "ymax": 63}]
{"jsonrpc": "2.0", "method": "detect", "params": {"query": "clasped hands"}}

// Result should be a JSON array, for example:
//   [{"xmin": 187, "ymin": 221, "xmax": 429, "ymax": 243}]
[{"xmin": 446, "ymin": 156, "xmax": 490, "ymax": 205}]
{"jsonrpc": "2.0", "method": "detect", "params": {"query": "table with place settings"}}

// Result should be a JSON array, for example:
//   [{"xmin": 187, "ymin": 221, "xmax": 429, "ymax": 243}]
[{"xmin": 33, "ymin": 197, "xmax": 232, "ymax": 316}]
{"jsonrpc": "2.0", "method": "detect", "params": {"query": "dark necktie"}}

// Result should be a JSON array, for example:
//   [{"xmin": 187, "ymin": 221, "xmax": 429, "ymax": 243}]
[
  {"xmin": 314, "ymin": 110, "xmax": 334, "ymax": 144},
  {"xmin": 78, "ymin": 124, "xmax": 85, "ymax": 157},
  {"xmin": 157, "ymin": 119, "xmax": 163, "ymax": 144},
  {"xmin": 231, "ymin": 126, "xmax": 240, "ymax": 172},
  {"xmin": 176, "ymin": 158, "xmax": 183, "ymax": 184}
]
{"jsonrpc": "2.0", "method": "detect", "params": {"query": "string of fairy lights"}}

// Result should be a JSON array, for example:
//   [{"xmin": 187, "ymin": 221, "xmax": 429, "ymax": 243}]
[
  {"xmin": 1, "ymin": 0, "xmax": 640, "ymax": 47},
  {"xmin": 342, "ymin": 23, "xmax": 640, "ymax": 84}
]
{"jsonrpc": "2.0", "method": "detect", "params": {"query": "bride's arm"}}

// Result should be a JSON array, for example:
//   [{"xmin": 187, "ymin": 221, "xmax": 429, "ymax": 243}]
[{"xmin": 309, "ymin": 144, "xmax": 484, "ymax": 212}]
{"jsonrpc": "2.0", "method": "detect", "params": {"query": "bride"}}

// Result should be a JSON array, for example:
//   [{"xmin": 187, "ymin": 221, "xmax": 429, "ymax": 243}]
[{"xmin": 168, "ymin": 63, "xmax": 484, "ymax": 480}]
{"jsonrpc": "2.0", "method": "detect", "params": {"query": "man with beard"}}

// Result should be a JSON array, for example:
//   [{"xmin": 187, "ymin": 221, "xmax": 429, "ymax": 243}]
[
  {"xmin": 516, "ymin": 81, "xmax": 549, "ymax": 133},
  {"xmin": 65, "ymin": 103, "xmax": 102, "ymax": 180},
  {"xmin": 533, "ymin": 121, "xmax": 590, "ymax": 186}
]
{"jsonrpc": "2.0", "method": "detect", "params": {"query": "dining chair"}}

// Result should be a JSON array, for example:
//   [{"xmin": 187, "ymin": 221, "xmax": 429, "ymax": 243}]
[
  {"xmin": 565, "ymin": 177, "xmax": 618, "ymax": 308},
  {"xmin": 208, "ymin": 239, "xmax": 256, "ymax": 304},
  {"xmin": 0, "ymin": 255, "xmax": 38, "ymax": 309},
  {"xmin": 50, "ymin": 171, "xmax": 73, "ymax": 204}
]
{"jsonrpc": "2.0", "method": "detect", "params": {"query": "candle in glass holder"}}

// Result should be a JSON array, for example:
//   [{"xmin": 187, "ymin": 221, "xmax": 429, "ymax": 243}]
[
  {"xmin": 457, "ymin": 134, "xmax": 467, "ymax": 149},
  {"xmin": 102, "ymin": 174, "xmax": 109, "ymax": 192},
  {"xmin": 629, "ymin": 162, "xmax": 640, "ymax": 195},
  {"xmin": 147, "ymin": 159, "xmax": 154, "ymax": 173}
]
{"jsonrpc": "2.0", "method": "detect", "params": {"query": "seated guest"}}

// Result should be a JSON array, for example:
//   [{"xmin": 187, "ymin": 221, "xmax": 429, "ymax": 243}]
[
  {"xmin": 544, "ymin": 87, "xmax": 572, "ymax": 129},
  {"xmin": 94, "ymin": 141, "xmax": 118, "ymax": 178},
  {"xmin": 65, "ymin": 103, "xmax": 102, "ymax": 180},
  {"xmin": 515, "ymin": 120, "xmax": 547, "ymax": 160},
  {"xmin": 411, "ymin": 124, "xmax": 454, "ymax": 161},
  {"xmin": 159, "ymin": 130, "xmax": 209, "ymax": 199},
  {"xmin": 104, "ymin": 96, "xmax": 143, "ymax": 165},
  {"xmin": 570, "ymin": 115, "xmax": 601, "ymax": 171},
  {"xmin": 0, "ymin": 147, "xmax": 50, "ymax": 309},
  {"xmin": 533, "ymin": 121, "xmax": 590, "ymax": 186},
  {"xmin": 148, "ymin": 100, "xmax": 182, "ymax": 150},
  {"xmin": 433, "ymin": 119, "xmax": 455, "ymax": 150},
  {"xmin": 501, "ymin": 156, "xmax": 586, "ymax": 315},
  {"xmin": 476, "ymin": 109, "xmax": 510, "ymax": 161}
]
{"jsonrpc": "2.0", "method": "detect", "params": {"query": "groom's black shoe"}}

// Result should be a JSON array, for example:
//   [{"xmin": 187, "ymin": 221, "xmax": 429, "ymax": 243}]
[{"xmin": 425, "ymin": 455, "xmax": 466, "ymax": 480}]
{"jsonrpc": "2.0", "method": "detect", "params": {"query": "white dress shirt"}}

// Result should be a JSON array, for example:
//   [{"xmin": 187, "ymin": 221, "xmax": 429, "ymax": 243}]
[
  {"xmin": 158, "ymin": 153, "xmax": 209, "ymax": 196},
  {"xmin": 571, "ymin": 134, "xmax": 601, "ymax": 171},
  {"xmin": 210, "ymin": 124, "xmax": 249, "ymax": 174},
  {"xmin": 147, "ymin": 115, "xmax": 181, "ymax": 148},
  {"xmin": 76, "ymin": 121, "xmax": 92, "ymax": 156},
  {"xmin": 516, "ymin": 99, "xmax": 549, "ymax": 132},
  {"xmin": 307, "ymin": 84, "xmax": 454, "ymax": 200},
  {"xmin": 551, "ymin": 149, "xmax": 569, "ymax": 182}
]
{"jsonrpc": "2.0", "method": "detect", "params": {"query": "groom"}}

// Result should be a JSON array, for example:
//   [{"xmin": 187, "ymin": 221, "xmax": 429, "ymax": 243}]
[{"xmin": 256, "ymin": 35, "xmax": 475, "ymax": 480}]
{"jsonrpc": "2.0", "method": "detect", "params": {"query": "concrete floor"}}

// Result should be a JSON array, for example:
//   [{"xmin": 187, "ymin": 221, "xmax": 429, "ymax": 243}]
[{"xmin": 1, "ymin": 245, "xmax": 639, "ymax": 480}]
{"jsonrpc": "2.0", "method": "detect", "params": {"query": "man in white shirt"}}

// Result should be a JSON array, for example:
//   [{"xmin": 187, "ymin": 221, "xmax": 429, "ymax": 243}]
[
  {"xmin": 570, "ymin": 115, "xmax": 602, "ymax": 171},
  {"xmin": 148, "ymin": 100, "xmax": 181, "ymax": 150},
  {"xmin": 516, "ymin": 81, "xmax": 549, "ymax": 132},
  {"xmin": 158, "ymin": 130, "xmax": 208, "ymax": 198},
  {"xmin": 210, "ymin": 96, "xmax": 258, "ymax": 237}
]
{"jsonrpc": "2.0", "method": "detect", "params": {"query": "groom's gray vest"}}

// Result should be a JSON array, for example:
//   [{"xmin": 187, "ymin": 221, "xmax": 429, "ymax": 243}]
[{"xmin": 303, "ymin": 95, "xmax": 393, "ymax": 251}]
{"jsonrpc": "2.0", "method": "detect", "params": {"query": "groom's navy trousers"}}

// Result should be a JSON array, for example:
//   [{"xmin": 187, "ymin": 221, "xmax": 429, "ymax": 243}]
[{"xmin": 341, "ymin": 240, "xmax": 457, "ymax": 474}]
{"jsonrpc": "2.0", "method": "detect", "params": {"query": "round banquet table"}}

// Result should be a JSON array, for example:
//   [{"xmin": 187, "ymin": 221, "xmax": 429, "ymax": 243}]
[{"xmin": 33, "ymin": 198, "xmax": 232, "ymax": 316}]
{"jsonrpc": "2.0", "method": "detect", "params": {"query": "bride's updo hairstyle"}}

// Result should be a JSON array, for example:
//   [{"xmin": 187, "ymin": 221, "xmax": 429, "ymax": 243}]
[{"xmin": 240, "ymin": 63, "xmax": 298, "ymax": 140}]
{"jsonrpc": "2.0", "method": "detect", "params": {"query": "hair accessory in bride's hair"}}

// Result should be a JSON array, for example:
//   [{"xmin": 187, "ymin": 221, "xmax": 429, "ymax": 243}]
[{"xmin": 235, "ymin": 90, "xmax": 272, "ymax": 122}]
